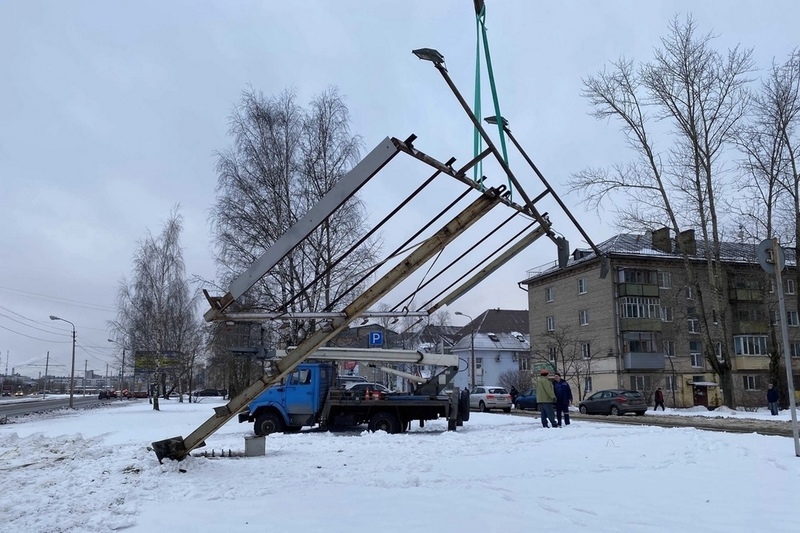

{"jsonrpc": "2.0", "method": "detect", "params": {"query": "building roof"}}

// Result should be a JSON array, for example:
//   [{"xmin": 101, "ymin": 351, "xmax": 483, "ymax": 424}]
[
  {"xmin": 521, "ymin": 230, "xmax": 797, "ymax": 283},
  {"xmin": 452, "ymin": 309, "xmax": 530, "ymax": 352}
]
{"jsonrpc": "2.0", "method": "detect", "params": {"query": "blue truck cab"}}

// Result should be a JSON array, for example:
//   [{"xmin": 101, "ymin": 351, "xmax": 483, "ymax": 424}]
[{"xmin": 238, "ymin": 362, "xmax": 334, "ymax": 435}]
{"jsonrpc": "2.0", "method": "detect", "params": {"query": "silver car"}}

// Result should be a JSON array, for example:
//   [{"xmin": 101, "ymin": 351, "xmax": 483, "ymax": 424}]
[{"xmin": 470, "ymin": 386, "xmax": 513, "ymax": 413}]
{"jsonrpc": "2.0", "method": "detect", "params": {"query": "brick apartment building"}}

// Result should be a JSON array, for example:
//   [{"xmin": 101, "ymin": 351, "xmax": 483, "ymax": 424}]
[{"xmin": 521, "ymin": 228, "xmax": 800, "ymax": 408}]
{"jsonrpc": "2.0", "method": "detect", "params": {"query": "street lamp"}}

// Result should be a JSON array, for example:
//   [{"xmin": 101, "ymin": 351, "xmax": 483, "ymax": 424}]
[
  {"xmin": 108, "ymin": 339, "xmax": 126, "ymax": 391},
  {"xmin": 455, "ymin": 311, "xmax": 476, "ymax": 389},
  {"xmin": 50, "ymin": 315, "xmax": 76, "ymax": 409}
]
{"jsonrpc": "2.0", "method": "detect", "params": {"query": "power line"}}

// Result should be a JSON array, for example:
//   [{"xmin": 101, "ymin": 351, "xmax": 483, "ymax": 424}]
[
  {"xmin": 0, "ymin": 323, "xmax": 70, "ymax": 343},
  {"xmin": 0, "ymin": 310, "xmax": 66, "ymax": 335},
  {"xmin": 0, "ymin": 286, "xmax": 115, "ymax": 312}
]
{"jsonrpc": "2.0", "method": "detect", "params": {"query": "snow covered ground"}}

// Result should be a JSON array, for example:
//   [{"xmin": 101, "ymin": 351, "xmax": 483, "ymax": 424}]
[{"xmin": 1, "ymin": 399, "xmax": 799, "ymax": 533}]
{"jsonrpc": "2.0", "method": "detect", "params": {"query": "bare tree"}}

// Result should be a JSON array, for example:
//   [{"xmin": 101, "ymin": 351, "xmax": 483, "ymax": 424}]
[
  {"xmin": 532, "ymin": 326, "xmax": 596, "ymax": 400},
  {"xmin": 570, "ymin": 16, "xmax": 754, "ymax": 407},
  {"xmin": 111, "ymin": 207, "xmax": 203, "ymax": 410},
  {"xmin": 737, "ymin": 50, "xmax": 800, "ymax": 406},
  {"xmin": 211, "ymin": 87, "xmax": 378, "ymax": 349}
]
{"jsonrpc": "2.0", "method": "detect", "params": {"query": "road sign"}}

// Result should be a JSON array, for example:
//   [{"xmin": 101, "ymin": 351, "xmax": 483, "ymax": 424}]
[
  {"xmin": 369, "ymin": 331, "xmax": 384, "ymax": 347},
  {"xmin": 757, "ymin": 238, "xmax": 785, "ymax": 274}
]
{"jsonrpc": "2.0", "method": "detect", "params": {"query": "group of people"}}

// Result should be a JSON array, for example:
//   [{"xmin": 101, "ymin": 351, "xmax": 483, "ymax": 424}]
[
  {"xmin": 535, "ymin": 369, "xmax": 572, "ymax": 428},
  {"xmin": 513, "ymin": 376, "xmax": 786, "ymax": 421}
]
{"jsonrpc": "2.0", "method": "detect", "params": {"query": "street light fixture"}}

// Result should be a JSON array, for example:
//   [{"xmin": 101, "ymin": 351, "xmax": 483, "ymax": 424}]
[
  {"xmin": 108, "ymin": 339, "xmax": 126, "ymax": 391},
  {"xmin": 455, "ymin": 311, "xmax": 476, "ymax": 389},
  {"xmin": 50, "ymin": 315, "xmax": 76, "ymax": 409},
  {"xmin": 412, "ymin": 47, "xmax": 446, "ymax": 67}
]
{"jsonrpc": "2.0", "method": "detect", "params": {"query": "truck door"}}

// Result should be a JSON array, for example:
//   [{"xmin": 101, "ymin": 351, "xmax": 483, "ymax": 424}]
[{"xmin": 284, "ymin": 367, "xmax": 316, "ymax": 420}]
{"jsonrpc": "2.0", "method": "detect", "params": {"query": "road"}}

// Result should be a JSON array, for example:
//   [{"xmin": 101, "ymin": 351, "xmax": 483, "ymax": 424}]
[
  {"xmin": 0, "ymin": 395, "xmax": 110, "ymax": 419},
  {"xmin": 512, "ymin": 409, "xmax": 796, "ymax": 437}
]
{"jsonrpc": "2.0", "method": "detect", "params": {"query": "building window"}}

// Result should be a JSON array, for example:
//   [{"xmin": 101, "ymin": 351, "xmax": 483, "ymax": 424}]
[
  {"xmin": 475, "ymin": 357, "xmax": 482, "ymax": 369},
  {"xmin": 659, "ymin": 271, "xmax": 672, "ymax": 289},
  {"xmin": 520, "ymin": 357, "xmax": 530, "ymax": 371},
  {"xmin": 688, "ymin": 318, "xmax": 701, "ymax": 334},
  {"xmin": 660, "ymin": 306, "xmax": 673, "ymax": 322},
  {"xmin": 692, "ymin": 375, "xmax": 705, "ymax": 384},
  {"xmin": 630, "ymin": 375, "xmax": 652, "ymax": 391},
  {"xmin": 620, "ymin": 297, "xmax": 661, "ymax": 319},
  {"xmin": 742, "ymin": 375, "xmax": 757, "ymax": 391},
  {"xmin": 578, "ymin": 278, "xmax": 587, "ymax": 294},
  {"xmin": 791, "ymin": 343, "xmax": 800, "ymax": 358},
  {"xmin": 579, "ymin": 310, "xmax": 589, "ymax": 326},
  {"xmin": 685, "ymin": 286, "xmax": 693, "ymax": 300},
  {"xmin": 619, "ymin": 269, "xmax": 657, "ymax": 284},
  {"xmin": 769, "ymin": 279, "xmax": 775, "ymax": 293},
  {"xmin": 582, "ymin": 343, "xmax": 591, "ymax": 359},
  {"xmin": 690, "ymin": 352, "xmax": 704, "ymax": 368},
  {"xmin": 734, "ymin": 335, "xmax": 769, "ymax": 356},
  {"xmin": 545, "ymin": 287, "xmax": 554, "ymax": 302},
  {"xmin": 664, "ymin": 375, "xmax": 677, "ymax": 391},
  {"xmin": 787, "ymin": 279, "xmax": 796, "ymax": 295},
  {"xmin": 546, "ymin": 316, "xmax": 555, "ymax": 331},
  {"xmin": 584, "ymin": 376, "xmax": 593, "ymax": 392},
  {"xmin": 663, "ymin": 340, "xmax": 675, "ymax": 357},
  {"xmin": 548, "ymin": 346, "xmax": 557, "ymax": 363},
  {"xmin": 623, "ymin": 332, "xmax": 659, "ymax": 353},
  {"xmin": 788, "ymin": 311, "xmax": 799, "ymax": 327},
  {"xmin": 715, "ymin": 342, "xmax": 724, "ymax": 361}
]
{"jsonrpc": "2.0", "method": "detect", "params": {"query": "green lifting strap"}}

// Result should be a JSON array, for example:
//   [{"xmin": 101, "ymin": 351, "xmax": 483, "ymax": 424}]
[{"xmin": 473, "ymin": 2, "xmax": 511, "ymax": 198}]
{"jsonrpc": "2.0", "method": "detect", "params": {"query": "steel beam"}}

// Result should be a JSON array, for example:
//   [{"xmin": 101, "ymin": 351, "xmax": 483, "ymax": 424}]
[
  {"xmin": 203, "ymin": 137, "xmax": 399, "ymax": 322},
  {"xmin": 152, "ymin": 189, "xmax": 501, "ymax": 461}
]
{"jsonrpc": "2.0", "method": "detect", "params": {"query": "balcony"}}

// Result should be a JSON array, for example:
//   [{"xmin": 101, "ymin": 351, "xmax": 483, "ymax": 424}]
[
  {"xmin": 729, "ymin": 288, "xmax": 763, "ymax": 302},
  {"xmin": 624, "ymin": 352, "xmax": 666, "ymax": 370},
  {"xmin": 731, "ymin": 320, "xmax": 770, "ymax": 335},
  {"xmin": 618, "ymin": 283, "xmax": 660, "ymax": 297},
  {"xmin": 619, "ymin": 317, "xmax": 663, "ymax": 332}
]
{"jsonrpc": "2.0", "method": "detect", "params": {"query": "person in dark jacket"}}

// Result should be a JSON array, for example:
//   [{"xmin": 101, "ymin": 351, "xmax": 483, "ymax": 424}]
[
  {"xmin": 767, "ymin": 383, "xmax": 780, "ymax": 415},
  {"xmin": 654, "ymin": 387, "xmax": 665, "ymax": 411},
  {"xmin": 509, "ymin": 386, "xmax": 519, "ymax": 406},
  {"xmin": 553, "ymin": 372, "xmax": 572, "ymax": 427}
]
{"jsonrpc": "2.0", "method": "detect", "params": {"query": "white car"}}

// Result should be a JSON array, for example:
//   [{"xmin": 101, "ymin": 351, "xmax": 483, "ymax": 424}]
[{"xmin": 470, "ymin": 386, "xmax": 513, "ymax": 412}]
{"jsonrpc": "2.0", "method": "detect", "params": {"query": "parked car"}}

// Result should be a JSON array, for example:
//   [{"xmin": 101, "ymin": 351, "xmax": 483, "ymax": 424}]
[
  {"xmin": 98, "ymin": 390, "xmax": 117, "ymax": 400},
  {"xmin": 515, "ymin": 389, "xmax": 538, "ymax": 411},
  {"xmin": 15, "ymin": 390, "xmax": 24, "ymax": 397},
  {"xmin": 470, "ymin": 386, "xmax": 513, "ymax": 413},
  {"xmin": 345, "ymin": 382, "xmax": 391, "ymax": 395},
  {"xmin": 194, "ymin": 388, "xmax": 225, "ymax": 397},
  {"xmin": 578, "ymin": 389, "xmax": 647, "ymax": 416},
  {"xmin": 335, "ymin": 375, "xmax": 368, "ymax": 388}
]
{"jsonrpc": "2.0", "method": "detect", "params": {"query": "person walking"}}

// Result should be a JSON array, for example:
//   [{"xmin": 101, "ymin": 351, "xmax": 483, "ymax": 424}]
[
  {"xmin": 767, "ymin": 383, "xmax": 780, "ymax": 416},
  {"xmin": 553, "ymin": 372, "xmax": 572, "ymax": 427},
  {"xmin": 654, "ymin": 387, "xmax": 665, "ymax": 411},
  {"xmin": 536, "ymin": 369, "xmax": 557, "ymax": 428},
  {"xmin": 509, "ymin": 386, "xmax": 519, "ymax": 407}
]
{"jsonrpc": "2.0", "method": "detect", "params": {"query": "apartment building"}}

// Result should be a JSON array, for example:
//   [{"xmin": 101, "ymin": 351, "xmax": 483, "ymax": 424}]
[{"xmin": 520, "ymin": 228, "xmax": 800, "ymax": 408}]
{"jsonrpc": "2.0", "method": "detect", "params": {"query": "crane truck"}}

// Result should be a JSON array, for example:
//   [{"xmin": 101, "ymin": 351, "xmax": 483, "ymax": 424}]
[{"xmin": 238, "ymin": 348, "xmax": 470, "ymax": 435}]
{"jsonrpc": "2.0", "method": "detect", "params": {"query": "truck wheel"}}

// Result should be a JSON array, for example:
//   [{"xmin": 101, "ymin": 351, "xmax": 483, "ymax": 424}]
[
  {"xmin": 368, "ymin": 412, "xmax": 400, "ymax": 434},
  {"xmin": 254, "ymin": 412, "xmax": 284, "ymax": 436},
  {"xmin": 459, "ymin": 389, "xmax": 471, "ymax": 422}
]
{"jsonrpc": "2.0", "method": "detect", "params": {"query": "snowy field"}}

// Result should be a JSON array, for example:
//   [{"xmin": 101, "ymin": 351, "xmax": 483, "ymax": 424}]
[{"xmin": 1, "ymin": 399, "xmax": 799, "ymax": 533}]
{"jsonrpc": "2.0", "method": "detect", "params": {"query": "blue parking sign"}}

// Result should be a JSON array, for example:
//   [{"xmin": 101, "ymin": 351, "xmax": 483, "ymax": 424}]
[{"xmin": 369, "ymin": 331, "xmax": 383, "ymax": 346}]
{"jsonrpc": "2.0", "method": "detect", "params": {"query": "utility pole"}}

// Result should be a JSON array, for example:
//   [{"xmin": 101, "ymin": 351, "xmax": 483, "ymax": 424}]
[
  {"xmin": 121, "ymin": 348, "xmax": 125, "ymax": 391},
  {"xmin": 44, "ymin": 351, "xmax": 49, "ymax": 399},
  {"xmin": 84, "ymin": 359, "xmax": 88, "ymax": 396}
]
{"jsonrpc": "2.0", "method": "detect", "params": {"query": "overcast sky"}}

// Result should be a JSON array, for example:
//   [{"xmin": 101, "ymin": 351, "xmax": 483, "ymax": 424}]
[{"xmin": 1, "ymin": 1, "xmax": 798, "ymax": 378}]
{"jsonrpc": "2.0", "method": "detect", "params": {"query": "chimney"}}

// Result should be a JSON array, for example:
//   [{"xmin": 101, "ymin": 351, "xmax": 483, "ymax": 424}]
[
  {"xmin": 652, "ymin": 227, "xmax": 672, "ymax": 253},
  {"xmin": 677, "ymin": 229, "xmax": 696, "ymax": 255}
]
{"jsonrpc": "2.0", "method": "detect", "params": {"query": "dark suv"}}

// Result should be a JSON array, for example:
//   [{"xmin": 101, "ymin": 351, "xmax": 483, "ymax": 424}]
[{"xmin": 579, "ymin": 389, "xmax": 647, "ymax": 416}]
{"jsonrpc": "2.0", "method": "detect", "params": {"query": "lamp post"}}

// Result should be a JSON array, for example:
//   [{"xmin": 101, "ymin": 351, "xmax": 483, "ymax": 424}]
[
  {"xmin": 455, "ymin": 311, "xmax": 476, "ymax": 389},
  {"xmin": 108, "ymin": 339, "xmax": 126, "ymax": 391},
  {"xmin": 50, "ymin": 315, "xmax": 76, "ymax": 409}
]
